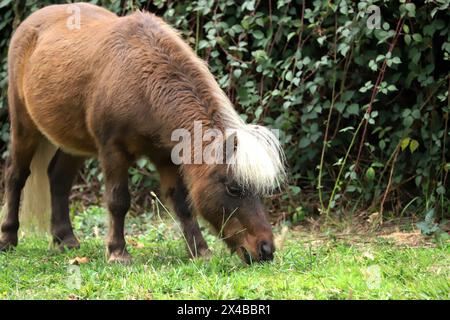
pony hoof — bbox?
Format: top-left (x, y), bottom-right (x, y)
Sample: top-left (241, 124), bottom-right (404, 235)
top-left (54, 236), bottom-right (80, 251)
top-left (191, 247), bottom-right (212, 260)
top-left (0, 241), bottom-right (17, 252)
top-left (0, 235), bottom-right (18, 252)
top-left (107, 250), bottom-right (132, 264)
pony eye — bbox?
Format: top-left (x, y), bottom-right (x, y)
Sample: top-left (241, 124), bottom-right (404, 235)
top-left (226, 185), bottom-right (244, 198)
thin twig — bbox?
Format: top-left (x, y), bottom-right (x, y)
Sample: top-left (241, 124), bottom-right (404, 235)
top-left (355, 11), bottom-right (406, 169)
top-left (318, 12), bottom-right (338, 215)
top-left (380, 144), bottom-right (400, 217)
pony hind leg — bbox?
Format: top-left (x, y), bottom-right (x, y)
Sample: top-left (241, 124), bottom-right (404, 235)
top-left (158, 165), bottom-right (210, 259)
top-left (0, 117), bottom-right (41, 251)
top-left (99, 146), bottom-right (133, 264)
top-left (47, 149), bottom-right (84, 251)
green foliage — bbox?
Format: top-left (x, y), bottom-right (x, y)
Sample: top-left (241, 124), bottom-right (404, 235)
top-left (0, 0), bottom-right (449, 219)
top-left (416, 208), bottom-right (449, 242)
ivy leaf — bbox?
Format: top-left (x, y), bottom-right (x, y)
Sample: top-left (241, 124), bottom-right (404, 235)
top-left (298, 137), bottom-right (310, 148)
top-left (387, 84), bottom-right (397, 91)
top-left (346, 104), bottom-right (359, 115)
top-left (391, 57), bottom-right (401, 64)
top-left (416, 209), bottom-right (439, 236)
top-left (0, 0), bottom-right (12, 9)
top-left (290, 186), bottom-right (301, 195)
top-left (365, 167), bottom-right (375, 182)
top-left (403, 116), bottom-right (414, 127)
top-left (409, 139), bottom-right (419, 153)
top-left (368, 60), bottom-right (378, 71)
top-left (403, 24), bottom-right (410, 34)
top-left (285, 71), bottom-right (294, 82)
top-left (252, 30), bottom-right (264, 40)
top-left (412, 33), bottom-right (423, 42)
top-left (242, 0), bottom-right (255, 11)
top-left (405, 3), bottom-right (416, 17)
top-left (401, 3), bottom-right (416, 18)
top-left (436, 185), bottom-right (445, 195)
top-left (317, 36), bottom-right (327, 46)
top-left (137, 158), bottom-right (147, 168)
top-left (404, 34), bottom-right (411, 45)
top-left (401, 138), bottom-right (411, 151)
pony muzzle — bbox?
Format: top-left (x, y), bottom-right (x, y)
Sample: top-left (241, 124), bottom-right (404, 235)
top-left (236, 239), bottom-right (275, 264)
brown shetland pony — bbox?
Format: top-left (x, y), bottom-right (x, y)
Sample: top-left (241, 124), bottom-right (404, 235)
top-left (0, 3), bottom-right (285, 264)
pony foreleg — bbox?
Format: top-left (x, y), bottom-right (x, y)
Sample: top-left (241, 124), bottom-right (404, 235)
top-left (158, 166), bottom-right (210, 258)
top-left (100, 147), bottom-right (132, 264)
top-left (48, 149), bottom-right (84, 250)
top-left (172, 183), bottom-right (211, 259)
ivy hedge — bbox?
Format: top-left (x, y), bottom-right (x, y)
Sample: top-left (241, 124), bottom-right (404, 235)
top-left (0, 0), bottom-right (449, 222)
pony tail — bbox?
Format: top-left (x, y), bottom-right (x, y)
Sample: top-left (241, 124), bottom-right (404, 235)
top-left (19, 139), bottom-right (56, 233)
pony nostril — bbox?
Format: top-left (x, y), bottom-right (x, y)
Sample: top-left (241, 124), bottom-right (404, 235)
top-left (259, 241), bottom-right (274, 261)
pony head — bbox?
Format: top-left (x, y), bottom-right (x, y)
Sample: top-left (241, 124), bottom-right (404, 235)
top-left (184, 123), bottom-right (286, 263)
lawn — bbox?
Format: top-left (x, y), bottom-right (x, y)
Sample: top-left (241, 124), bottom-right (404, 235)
top-left (0, 206), bottom-right (448, 300)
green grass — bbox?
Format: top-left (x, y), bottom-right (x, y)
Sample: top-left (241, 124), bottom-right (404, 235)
top-left (0, 206), bottom-right (448, 300)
